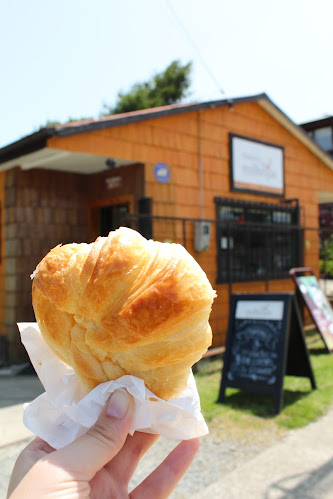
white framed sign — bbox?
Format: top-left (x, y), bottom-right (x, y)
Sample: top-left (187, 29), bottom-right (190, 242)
top-left (235, 300), bottom-right (284, 321)
top-left (230, 134), bottom-right (284, 197)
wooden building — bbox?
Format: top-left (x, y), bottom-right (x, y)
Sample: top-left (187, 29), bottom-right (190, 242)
top-left (1, 93), bottom-right (333, 363)
top-left (301, 116), bottom-right (333, 159)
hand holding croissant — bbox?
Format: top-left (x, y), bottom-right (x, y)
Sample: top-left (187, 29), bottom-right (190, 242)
top-left (31, 227), bottom-right (216, 400)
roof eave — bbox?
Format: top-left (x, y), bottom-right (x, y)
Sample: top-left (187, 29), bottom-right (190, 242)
top-left (258, 97), bottom-right (333, 171)
top-left (0, 94), bottom-right (267, 165)
top-left (1, 92), bottom-right (332, 172)
top-left (54, 93), bottom-right (268, 138)
top-left (301, 116), bottom-right (333, 130)
top-left (0, 128), bottom-right (56, 165)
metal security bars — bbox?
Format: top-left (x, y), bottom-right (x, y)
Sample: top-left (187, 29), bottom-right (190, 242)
top-left (216, 221), bottom-right (303, 283)
top-left (215, 198), bottom-right (303, 284)
top-left (121, 206), bottom-right (304, 285)
top-left (122, 213), bottom-right (192, 248)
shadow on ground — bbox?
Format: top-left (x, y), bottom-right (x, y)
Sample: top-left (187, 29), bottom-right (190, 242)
top-left (220, 388), bottom-right (312, 418)
top-left (0, 374), bottom-right (43, 408)
top-left (265, 457), bottom-right (333, 498)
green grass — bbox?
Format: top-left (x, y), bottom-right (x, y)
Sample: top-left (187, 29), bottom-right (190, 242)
top-left (194, 330), bottom-right (333, 432)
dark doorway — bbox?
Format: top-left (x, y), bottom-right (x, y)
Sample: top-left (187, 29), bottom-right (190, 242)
top-left (99, 204), bottom-right (129, 236)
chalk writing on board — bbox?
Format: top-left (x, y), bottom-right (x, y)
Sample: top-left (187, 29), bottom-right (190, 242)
top-left (227, 320), bottom-right (282, 385)
top-left (220, 293), bottom-right (316, 414)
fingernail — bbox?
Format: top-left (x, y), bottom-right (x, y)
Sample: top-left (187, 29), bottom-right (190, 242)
top-left (106, 390), bottom-right (130, 419)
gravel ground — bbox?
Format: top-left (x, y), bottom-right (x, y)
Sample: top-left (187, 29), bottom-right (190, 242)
top-left (1, 419), bottom-right (285, 499)
top-left (129, 419), bottom-right (286, 498)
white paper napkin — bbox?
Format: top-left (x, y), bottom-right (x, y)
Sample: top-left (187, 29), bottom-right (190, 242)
top-left (18, 323), bottom-right (208, 449)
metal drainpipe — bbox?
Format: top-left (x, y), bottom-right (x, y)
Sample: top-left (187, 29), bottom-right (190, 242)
top-left (198, 111), bottom-right (204, 219)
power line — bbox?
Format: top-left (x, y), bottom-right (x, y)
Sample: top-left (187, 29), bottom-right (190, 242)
top-left (164, 0), bottom-right (227, 97)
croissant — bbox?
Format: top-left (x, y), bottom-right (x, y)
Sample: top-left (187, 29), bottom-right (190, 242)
top-left (31, 227), bottom-right (216, 400)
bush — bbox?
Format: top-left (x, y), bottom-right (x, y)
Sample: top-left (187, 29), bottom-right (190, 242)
top-left (320, 236), bottom-right (333, 278)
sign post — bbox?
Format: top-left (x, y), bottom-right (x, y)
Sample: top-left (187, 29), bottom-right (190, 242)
top-left (219, 293), bottom-right (316, 414)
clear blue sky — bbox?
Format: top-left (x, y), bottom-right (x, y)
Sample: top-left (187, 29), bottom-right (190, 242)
top-left (1, 0), bottom-right (332, 147)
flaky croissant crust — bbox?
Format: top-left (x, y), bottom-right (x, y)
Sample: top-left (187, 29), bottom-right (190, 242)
top-left (32, 227), bottom-right (216, 400)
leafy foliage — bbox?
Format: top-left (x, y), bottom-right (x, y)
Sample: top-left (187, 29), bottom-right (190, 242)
top-left (101, 60), bottom-right (192, 116)
top-left (320, 235), bottom-right (333, 277)
top-left (39, 117), bottom-right (93, 129)
top-left (39, 60), bottom-right (192, 128)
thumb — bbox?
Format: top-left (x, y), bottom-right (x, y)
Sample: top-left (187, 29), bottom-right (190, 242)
top-left (51, 389), bottom-right (134, 480)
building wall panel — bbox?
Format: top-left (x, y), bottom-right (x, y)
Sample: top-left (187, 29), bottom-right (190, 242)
top-left (44, 101), bottom-right (333, 348)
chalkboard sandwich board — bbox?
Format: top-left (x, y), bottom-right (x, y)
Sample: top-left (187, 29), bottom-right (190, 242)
top-left (290, 267), bottom-right (333, 352)
top-left (219, 293), bottom-right (316, 414)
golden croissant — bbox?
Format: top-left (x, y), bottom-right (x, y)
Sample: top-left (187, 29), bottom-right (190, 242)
top-left (31, 227), bottom-right (216, 400)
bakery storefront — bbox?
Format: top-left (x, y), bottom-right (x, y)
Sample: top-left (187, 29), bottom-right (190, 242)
top-left (0, 93), bottom-right (333, 363)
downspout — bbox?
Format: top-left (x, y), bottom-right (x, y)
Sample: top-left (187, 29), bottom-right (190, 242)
top-left (197, 111), bottom-right (204, 219)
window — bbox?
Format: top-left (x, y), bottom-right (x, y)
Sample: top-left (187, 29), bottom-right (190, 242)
top-left (215, 199), bottom-right (303, 283)
top-left (313, 127), bottom-right (333, 153)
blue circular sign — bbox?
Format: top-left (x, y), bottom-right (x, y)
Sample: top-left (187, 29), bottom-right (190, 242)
top-left (154, 162), bottom-right (170, 183)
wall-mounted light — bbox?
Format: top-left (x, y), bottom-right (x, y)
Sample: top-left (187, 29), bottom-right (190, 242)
top-left (105, 158), bottom-right (116, 169)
